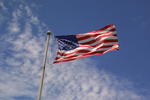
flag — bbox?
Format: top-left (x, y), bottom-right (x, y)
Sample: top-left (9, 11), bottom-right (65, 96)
top-left (54, 24), bottom-right (119, 63)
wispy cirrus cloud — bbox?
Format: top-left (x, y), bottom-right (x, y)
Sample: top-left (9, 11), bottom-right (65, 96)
top-left (0, 1), bottom-right (7, 26)
top-left (43, 61), bottom-right (146, 100)
top-left (0, 1), bottom-right (7, 10)
top-left (0, 0), bottom-right (148, 100)
top-left (8, 9), bottom-right (21, 33)
top-left (0, 1), bottom-right (46, 100)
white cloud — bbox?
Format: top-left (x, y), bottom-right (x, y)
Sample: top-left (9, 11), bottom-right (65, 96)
top-left (0, 1), bottom-right (7, 10)
top-left (0, 1), bottom-right (7, 26)
top-left (0, 1), bottom-right (148, 100)
top-left (42, 61), bottom-right (145, 100)
top-left (8, 9), bottom-right (21, 33)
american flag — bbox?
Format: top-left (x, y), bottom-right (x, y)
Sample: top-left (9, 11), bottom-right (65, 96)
top-left (54, 24), bottom-right (119, 63)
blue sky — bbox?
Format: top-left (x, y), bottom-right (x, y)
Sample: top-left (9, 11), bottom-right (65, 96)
top-left (0, 0), bottom-right (150, 100)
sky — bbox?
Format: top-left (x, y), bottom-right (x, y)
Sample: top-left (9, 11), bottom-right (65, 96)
top-left (0, 0), bottom-right (150, 100)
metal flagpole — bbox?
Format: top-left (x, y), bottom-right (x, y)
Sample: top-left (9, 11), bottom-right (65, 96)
top-left (37, 31), bottom-right (51, 100)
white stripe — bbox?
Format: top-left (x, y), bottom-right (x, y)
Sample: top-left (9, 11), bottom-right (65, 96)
top-left (89, 37), bottom-right (117, 46)
top-left (92, 41), bottom-right (117, 51)
top-left (57, 42), bottom-right (118, 57)
top-left (56, 45), bottom-right (118, 61)
top-left (78, 33), bottom-right (117, 44)
top-left (79, 36), bottom-right (118, 47)
top-left (77, 25), bottom-right (115, 38)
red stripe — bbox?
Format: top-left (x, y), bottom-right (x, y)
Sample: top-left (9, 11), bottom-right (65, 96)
top-left (93, 39), bottom-right (118, 47)
top-left (77, 34), bottom-right (117, 47)
top-left (80, 38), bottom-right (118, 45)
top-left (89, 24), bottom-right (115, 33)
top-left (83, 46), bottom-right (119, 56)
top-left (83, 51), bottom-right (105, 56)
top-left (79, 43), bottom-right (117, 48)
top-left (96, 45), bottom-right (116, 50)
top-left (77, 34), bottom-right (100, 40)
top-left (91, 27), bottom-right (116, 34)
top-left (55, 55), bottom-right (78, 60)
top-left (99, 24), bottom-right (115, 31)
top-left (54, 57), bottom-right (77, 63)
top-left (99, 34), bottom-right (117, 38)
top-left (56, 51), bottom-right (65, 56)
top-left (54, 45), bottom-right (119, 63)
top-left (77, 28), bottom-right (116, 41)
top-left (57, 44), bottom-right (117, 57)
top-left (57, 49), bottom-right (91, 56)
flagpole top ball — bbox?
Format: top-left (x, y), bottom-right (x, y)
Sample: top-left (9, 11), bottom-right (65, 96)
top-left (47, 31), bottom-right (52, 35)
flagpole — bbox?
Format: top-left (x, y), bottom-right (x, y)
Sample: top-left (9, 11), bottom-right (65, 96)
top-left (37, 31), bottom-right (51, 100)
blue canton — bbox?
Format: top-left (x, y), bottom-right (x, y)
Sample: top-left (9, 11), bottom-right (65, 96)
top-left (56, 35), bottom-right (79, 51)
